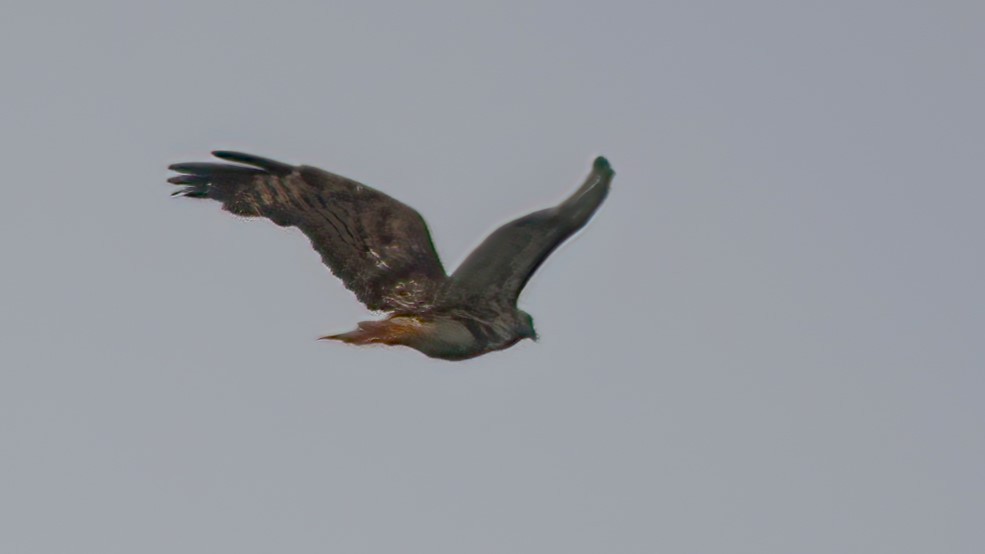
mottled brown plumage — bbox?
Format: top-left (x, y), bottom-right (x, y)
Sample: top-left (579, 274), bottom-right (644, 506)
top-left (168, 152), bottom-right (613, 360)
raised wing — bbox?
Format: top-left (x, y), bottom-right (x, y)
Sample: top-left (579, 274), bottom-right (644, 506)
top-left (441, 157), bottom-right (614, 307)
top-left (168, 151), bottom-right (446, 312)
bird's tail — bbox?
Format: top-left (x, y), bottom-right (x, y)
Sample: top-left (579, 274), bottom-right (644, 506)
top-left (318, 318), bottom-right (424, 345)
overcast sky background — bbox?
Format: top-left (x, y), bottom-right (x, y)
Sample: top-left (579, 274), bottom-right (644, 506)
top-left (1, 1), bottom-right (983, 552)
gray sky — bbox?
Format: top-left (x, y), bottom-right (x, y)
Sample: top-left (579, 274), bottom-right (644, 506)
top-left (1, 1), bottom-right (983, 552)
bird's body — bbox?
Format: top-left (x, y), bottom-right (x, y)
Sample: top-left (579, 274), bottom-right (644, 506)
top-left (325, 308), bottom-right (531, 361)
top-left (169, 152), bottom-right (613, 360)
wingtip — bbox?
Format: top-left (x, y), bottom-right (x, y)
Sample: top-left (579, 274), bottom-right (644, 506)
top-left (211, 150), bottom-right (257, 164)
top-left (211, 150), bottom-right (294, 175)
top-left (167, 174), bottom-right (206, 185)
top-left (593, 156), bottom-right (614, 174)
top-left (170, 187), bottom-right (208, 198)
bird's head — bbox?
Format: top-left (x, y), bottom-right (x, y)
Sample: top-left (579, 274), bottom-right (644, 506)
top-left (518, 310), bottom-right (538, 342)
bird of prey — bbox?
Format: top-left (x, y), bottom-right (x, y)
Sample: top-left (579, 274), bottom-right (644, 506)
top-left (168, 152), bottom-right (614, 360)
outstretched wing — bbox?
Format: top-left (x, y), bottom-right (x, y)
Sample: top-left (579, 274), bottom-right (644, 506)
top-left (440, 157), bottom-right (614, 307)
top-left (168, 151), bottom-right (446, 312)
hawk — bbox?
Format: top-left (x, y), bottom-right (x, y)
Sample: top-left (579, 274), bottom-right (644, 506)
top-left (168, 152), bottom-right (614, 360)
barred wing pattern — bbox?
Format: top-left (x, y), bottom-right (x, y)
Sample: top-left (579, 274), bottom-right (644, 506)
top-left (169, 151), bottom-right (446, 312)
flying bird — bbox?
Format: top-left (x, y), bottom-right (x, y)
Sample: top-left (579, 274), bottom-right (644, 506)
top-left (168, 152), bottom-right (613, 360)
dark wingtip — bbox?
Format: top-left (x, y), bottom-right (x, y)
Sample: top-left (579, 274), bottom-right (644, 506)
top-left (211, 150), bottom-right (248, 161)
top-left (167, 174), bottom-right (208, 185)
top-left (168, 172), bottom-right (210, 197)
top-left (593, 156), bottom-right (613, 174)
top-left (211, 150), bottom-right (293, 175)
top-left (170, 187), bottom-right (208, 198)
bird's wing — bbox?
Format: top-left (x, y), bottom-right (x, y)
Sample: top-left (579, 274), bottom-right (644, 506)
top-left (169, 151), bottom-right (446, 312)
top-left (440, 157), bottom-right (614, 307)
